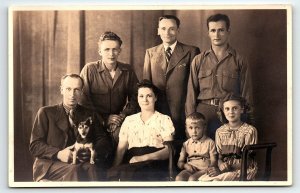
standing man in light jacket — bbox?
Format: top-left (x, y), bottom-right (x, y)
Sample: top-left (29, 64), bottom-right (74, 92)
top-left (143, 15), bottom-right (200, 140)
top-left (80, 31), bottom-right (139, 145)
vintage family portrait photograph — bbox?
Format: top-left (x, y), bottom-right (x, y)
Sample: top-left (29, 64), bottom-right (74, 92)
top-left (8, 5), bottom-right (292, 187)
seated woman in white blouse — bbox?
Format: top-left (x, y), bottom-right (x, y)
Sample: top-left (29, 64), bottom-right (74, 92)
top-left (107, 79), bottom-right (175, 181)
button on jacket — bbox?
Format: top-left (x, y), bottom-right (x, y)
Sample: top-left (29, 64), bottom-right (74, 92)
top-left (80, 60), bottom-right (139, 120)
top-left (185, 45), bottom-right (253, 116)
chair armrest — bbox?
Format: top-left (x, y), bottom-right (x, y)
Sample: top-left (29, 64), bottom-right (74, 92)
top-left (163, 141), bottom-right (175, 181)
top-left (240, 142), bottom-right (277, 181)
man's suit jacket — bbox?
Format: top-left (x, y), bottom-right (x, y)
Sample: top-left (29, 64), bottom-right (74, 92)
top-left (29, 103), bottom-right (112, 181)
top-left (143, 42), bottom-right (200, 130)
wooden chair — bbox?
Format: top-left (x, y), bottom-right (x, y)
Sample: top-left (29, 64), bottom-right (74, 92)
top-left (164, 139), bottom-right (186, 181)
top-left (240, 142), bottom-right (277, 181)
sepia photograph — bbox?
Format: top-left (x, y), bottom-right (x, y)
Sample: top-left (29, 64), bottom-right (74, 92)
top-left (8, 5), bottom-right (292, 187)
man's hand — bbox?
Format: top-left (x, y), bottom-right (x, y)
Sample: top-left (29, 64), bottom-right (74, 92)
top-left (57, 148), bottom-right (73, 163)
top-left (107, 114), bottom-right (125, 127)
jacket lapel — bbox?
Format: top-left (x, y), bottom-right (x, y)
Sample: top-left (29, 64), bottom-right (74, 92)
top-left (166, 42), bottom-right (188, 74)
top-left (153, 44), bottom-right (168, 73)
top-left (55, 103), bottom-right (70, 134)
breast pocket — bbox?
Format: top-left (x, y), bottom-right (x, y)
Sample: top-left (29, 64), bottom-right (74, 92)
top-left (198, 70), bottom-right (213, 92)
top-left (221, 71), bottom-right (239, 92)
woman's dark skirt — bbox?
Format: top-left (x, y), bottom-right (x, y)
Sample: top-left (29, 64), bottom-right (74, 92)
top-left (107, 146), bottom-right (169, 181)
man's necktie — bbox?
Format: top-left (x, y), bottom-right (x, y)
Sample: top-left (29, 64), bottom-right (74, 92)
top-left (165, 47), bottom-right (172, 63)
top-left (68, 109), bottom-right (76, 128)
top-left (67, 108), bottom-right (76, 145)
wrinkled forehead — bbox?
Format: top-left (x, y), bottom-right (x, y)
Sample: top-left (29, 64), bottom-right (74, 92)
top-left (208, 20), bottom-right (227, 29)
top-left (158, 18), bottom-right (178, 28)
top-left (61, 76), bottom-right (83, 88)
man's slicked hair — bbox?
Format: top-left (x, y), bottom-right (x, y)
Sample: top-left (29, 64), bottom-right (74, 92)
top-left (158, 15), bottom-right (181, 28)
top-left (98, 31), bottom-right (123, 47)
top-left (61, 74), bottom-right (84, 89)
top-left (207, 13), bottom-right (230, 30)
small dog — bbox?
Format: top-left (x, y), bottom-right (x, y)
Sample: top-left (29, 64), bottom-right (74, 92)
top-left (69, 117), bottom-right (95, 165)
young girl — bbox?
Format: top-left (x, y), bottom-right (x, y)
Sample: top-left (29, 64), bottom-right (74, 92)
top-left (175, 112), bottom-right (218, 181)
top-left (199, 93), bottom-right (258, 181)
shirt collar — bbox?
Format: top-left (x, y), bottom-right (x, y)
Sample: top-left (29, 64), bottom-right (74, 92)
top-left (62, 103), bottom-right (78, 115)
top-left (163, 41), bottom-right (177, 54)
top-left (204, 44), bottom-right (236, 57)
top-left (97, 60), bottom-right (128, 73)
top-left (190, 135), bottom-right (207, 143)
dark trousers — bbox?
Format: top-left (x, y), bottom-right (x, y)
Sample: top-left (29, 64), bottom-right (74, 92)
top-left (44, 161), bottom-right (102, 181)
top-left (196, 103), bottom-right (222, 140)
top-left (156, 92), bottom-right (186, 140)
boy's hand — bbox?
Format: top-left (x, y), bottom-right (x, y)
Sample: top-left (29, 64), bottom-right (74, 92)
top-left (184, 163), bottom-right (198, 173)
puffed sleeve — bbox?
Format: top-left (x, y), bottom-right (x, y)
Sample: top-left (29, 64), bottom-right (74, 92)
top-left (244, 124), bottom-right (258, 147)
top-left (118, 116), bottom-right (130, 143)
top-left (209, 139), bottom-right (218, 158)
top-left (160, 114), bottom-right (175, 141)
top-left (215, 128), bottom-right (222, 155)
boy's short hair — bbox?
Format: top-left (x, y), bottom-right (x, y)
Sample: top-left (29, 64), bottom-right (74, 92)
top-left (98, 31), bottom-right (123, 47)
top-left (186, 112), bottom-right (206, 126)
top-left (207, 13), bottom-right (230, 30)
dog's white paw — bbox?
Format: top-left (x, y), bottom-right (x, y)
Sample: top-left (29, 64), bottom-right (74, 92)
top-left (90, 161), bottom-right (95, 164)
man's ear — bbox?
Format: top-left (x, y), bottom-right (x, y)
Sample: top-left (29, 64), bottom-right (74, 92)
top-left (60, 86), bottom-right (63, 95)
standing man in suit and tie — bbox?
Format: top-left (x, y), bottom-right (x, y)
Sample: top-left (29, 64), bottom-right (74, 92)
top-left (143, 15), bottom-right (200, 139)
top-left (29, 74), bottom-right (113, 181)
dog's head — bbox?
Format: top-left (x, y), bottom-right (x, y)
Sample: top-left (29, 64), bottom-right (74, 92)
top-left (77, 117), bottom-right (93, 139)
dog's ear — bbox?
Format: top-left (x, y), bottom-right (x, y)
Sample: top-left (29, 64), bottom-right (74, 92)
top-left (86, 116), bottom-right (93, 125)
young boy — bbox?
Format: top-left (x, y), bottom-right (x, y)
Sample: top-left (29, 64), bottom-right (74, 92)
top-left (175, 112), bottom-right (218, 181)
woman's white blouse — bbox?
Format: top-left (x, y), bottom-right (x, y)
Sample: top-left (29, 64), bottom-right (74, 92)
top-left (119, 111), bottom-right (175, 149)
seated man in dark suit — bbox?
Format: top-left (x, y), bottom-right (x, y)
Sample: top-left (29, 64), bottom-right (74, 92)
top-left (29, 74), bottom-right (113, 181)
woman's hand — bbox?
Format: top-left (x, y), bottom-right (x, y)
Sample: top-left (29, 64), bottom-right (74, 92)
top-left (219, 162), bottom-right (230, 172)
top-left (129, 155), bottom-right (146, 163)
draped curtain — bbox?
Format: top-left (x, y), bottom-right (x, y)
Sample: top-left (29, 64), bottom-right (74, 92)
top-left (12, 9), bottom-right (287, 181)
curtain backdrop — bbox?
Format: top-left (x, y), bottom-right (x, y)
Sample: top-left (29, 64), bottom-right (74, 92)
top-left (13, 9), bottom-right (287, 181)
